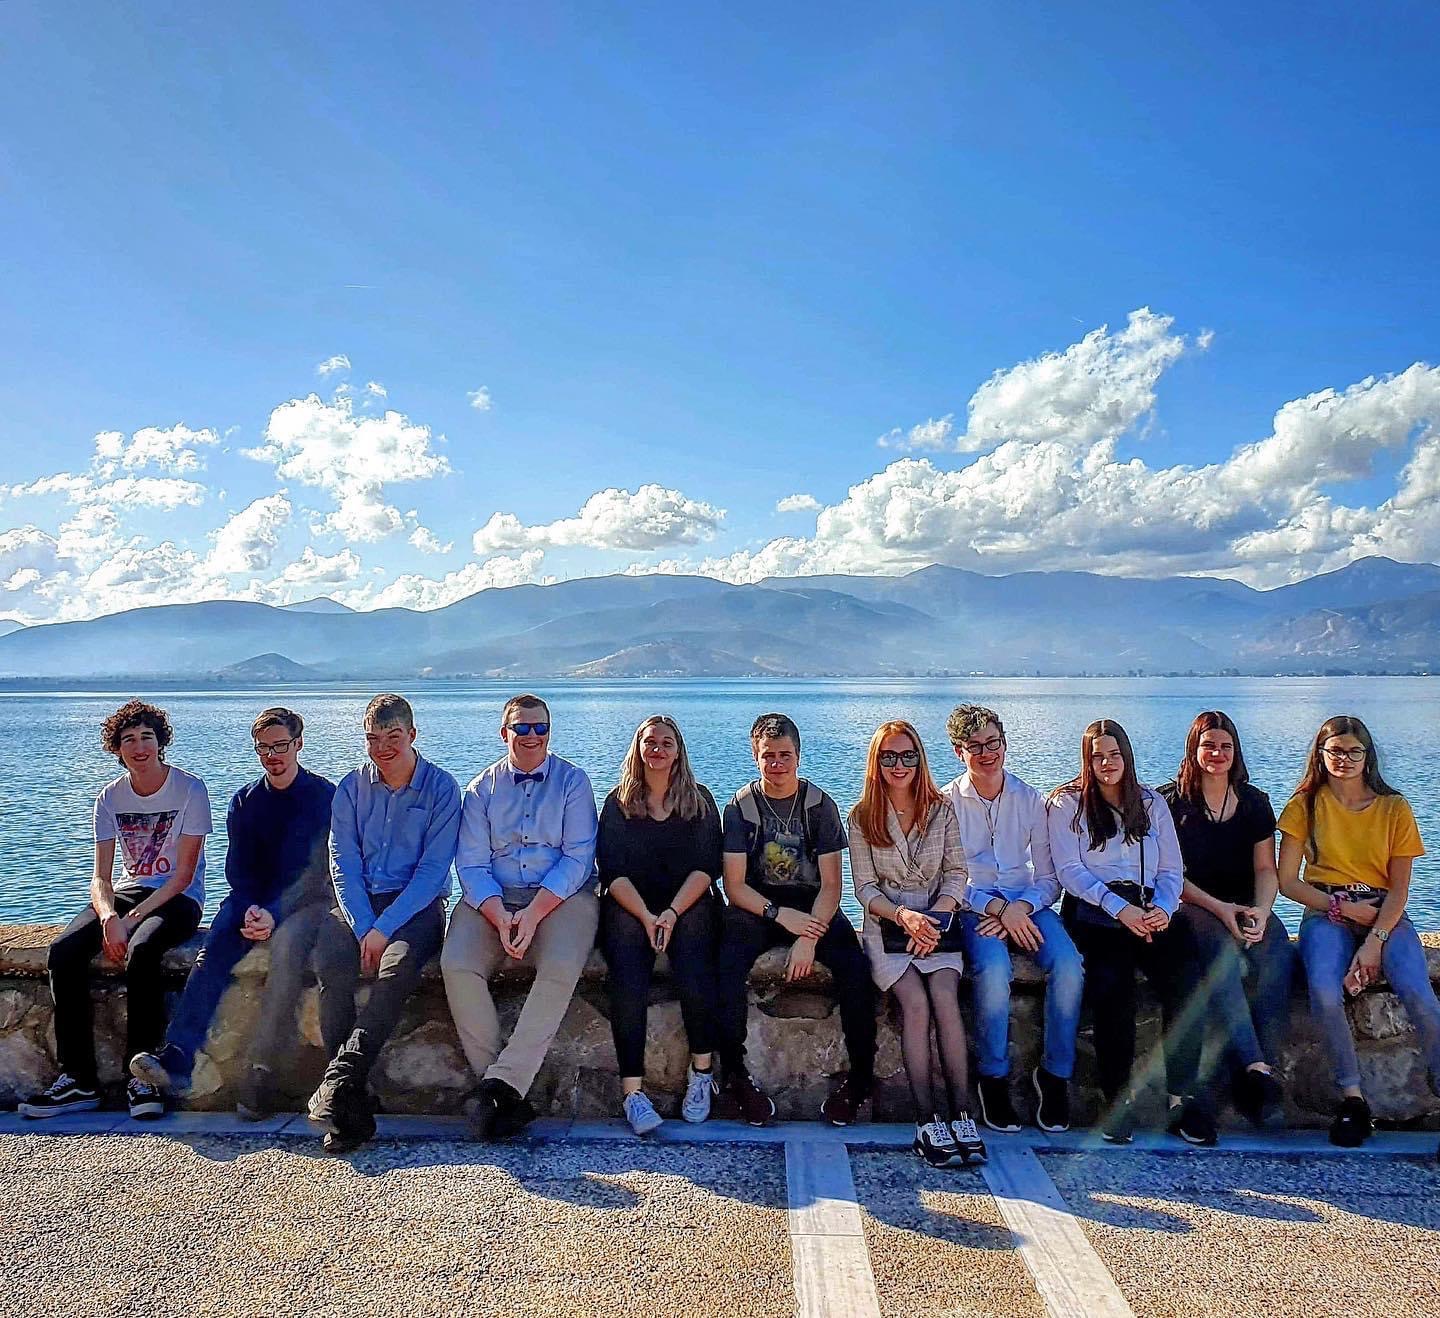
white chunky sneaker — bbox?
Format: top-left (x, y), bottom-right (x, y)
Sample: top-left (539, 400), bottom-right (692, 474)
top-left (913, 1116), bottom-right (961, 1167)
top-left (949, 1110), bottom-right (989, 1165)
top-left (682, 1066), bottom-right (716, 1124)
top-left (623, 1090), bottom-right (664, 1136)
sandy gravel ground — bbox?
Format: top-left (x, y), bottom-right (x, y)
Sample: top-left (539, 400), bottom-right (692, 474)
top-left (1040, 1148), bottom-right (1440, 1318)
top-left (1, 1132), bottom-right (794, 1317)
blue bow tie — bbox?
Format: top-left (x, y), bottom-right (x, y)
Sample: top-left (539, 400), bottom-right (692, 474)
top-left (513, 771), bottom-right (544, 785)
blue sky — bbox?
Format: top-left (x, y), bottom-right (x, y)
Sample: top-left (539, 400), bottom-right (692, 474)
top-left (2, 1), bottom-right (1438, 620)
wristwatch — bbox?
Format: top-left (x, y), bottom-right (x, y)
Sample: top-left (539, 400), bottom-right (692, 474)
top-left (1372, 926), bottom-right (1390, 943)
top-left (762, 901), bottom-right (780, 922)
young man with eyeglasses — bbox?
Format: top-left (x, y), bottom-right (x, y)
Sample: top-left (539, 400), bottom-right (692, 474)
top-left (309, 694), bottom-right (461, 1153)
top-left (127, 708), bottom-right (335, 1117)
top-left (943, 704), bottom-right (1084, 1134)
top-left (442, 693), bottom-right (599, 1139)
top-left (714, 713), bottom-right (877, 1126)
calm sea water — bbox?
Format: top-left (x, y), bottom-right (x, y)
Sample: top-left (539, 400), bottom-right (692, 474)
top-left (4, 677), bottom-right (1438, 931)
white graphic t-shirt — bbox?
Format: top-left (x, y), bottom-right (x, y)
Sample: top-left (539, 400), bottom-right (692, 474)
top-left (93, 765), bottom-right (212, 905)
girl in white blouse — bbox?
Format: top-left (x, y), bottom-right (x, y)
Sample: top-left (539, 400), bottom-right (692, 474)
top-left (1047, 719), bottom-right (1189, 1144)
top-left (849, 719), bottom-right (985, 1166)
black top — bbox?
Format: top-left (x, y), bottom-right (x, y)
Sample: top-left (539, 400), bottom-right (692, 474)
top-left (224, 766), bottom-right (337, 918)
top-left (721, 781), bottom-right (847, 893)
top-left (596, 785), bottom-right (723, 909)
top-left (1157, 780), bottom-right (1277, 906)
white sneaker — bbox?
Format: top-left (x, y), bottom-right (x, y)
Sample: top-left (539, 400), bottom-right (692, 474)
top-left (623, 1090), bottom-right (664, 1136)
top-left (913, 1117), bottom-right (960, 1167)
top-left (949, 1111), bottom-right (989, 1165)
top-left (682, 1066), bottom-right (716, 1124)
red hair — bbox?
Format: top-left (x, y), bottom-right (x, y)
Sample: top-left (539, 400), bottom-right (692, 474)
top-left (852, 720), bottom-right (944, 848)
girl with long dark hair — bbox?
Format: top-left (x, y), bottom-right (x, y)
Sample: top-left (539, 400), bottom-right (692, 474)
top-left (1277, 715), bottom-right (1439, 1147)
top-left (850, 720), bottom-right (984, 1166)
top-left (596, 715), bottom-right (722, 1136)
top-left (1160, 712), bottom-right (1293, 1139)
top-left (1047, 719), bottom-right (1187, 1143)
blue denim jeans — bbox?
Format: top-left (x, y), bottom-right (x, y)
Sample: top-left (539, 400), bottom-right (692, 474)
top-left (960, 906), bottom-right (1085, 1080)
top-left (164, 891), bottom-right (330, 1078)
top-left (1299, 911), bottom-right (1440, 1092)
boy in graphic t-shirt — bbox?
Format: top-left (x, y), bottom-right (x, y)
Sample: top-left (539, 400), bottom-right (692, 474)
top-left (714, 712), bottom-right (877, 1127)
top-left (21, 700), bottom-right (212, 1121)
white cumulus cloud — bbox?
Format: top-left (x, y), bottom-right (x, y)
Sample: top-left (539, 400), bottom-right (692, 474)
top-left (775, 493), bottom-right (822, 514)
top-left (316, 354), bottom-right (352, 376)
top-left (409, 526), bottom-right (452, 555)
top-left (93, 424), bottom-right (220, 476)
top-left (206, 494), bottom-right (293, 574)
top-left (467, 386), bottom-right (493, 411)
top-left (350, 550), bottom-right (548, 611)
top-left (472, 484), bottom-right (725, 554)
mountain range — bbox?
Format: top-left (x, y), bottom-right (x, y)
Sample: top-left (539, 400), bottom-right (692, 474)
top-left (0, 556), bottom-right (1437, 680)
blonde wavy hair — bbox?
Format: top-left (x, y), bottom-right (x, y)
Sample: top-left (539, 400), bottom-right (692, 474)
top-left (616, 715), bottom-right (709, 820)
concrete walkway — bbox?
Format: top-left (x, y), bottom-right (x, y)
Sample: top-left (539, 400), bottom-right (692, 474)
top-left (2, 1113), bottom-right (1438, 1317)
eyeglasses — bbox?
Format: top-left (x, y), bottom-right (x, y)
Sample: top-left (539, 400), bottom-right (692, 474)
top-left (878, 750), bottom-right (921, 768)
top-left (962, 737), bottom-right (1005, 756)
top-left (254, 738), bottom-right (297, 756)
top-left (1090, 752), bottom-right (1125, 766)
top-left (1322, 745), bottom-right (1366, 763)
top-left (507, 722), bottom-right (550, 737)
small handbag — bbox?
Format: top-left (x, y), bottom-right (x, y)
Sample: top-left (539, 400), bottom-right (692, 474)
top-left (881, 910), bottom-right (966, 954)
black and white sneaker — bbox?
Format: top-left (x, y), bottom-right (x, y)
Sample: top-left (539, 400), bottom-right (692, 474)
top-left (977, 1075), bottom-right (1022, 1133)
top-left (1032, 1066), bottom-right (1072, 1133)
top-left (948, 1110), bottom-right (989, 1165)
top-left (126, 1077), bottom-right (165, 1120)
top-left (913, 1116), bottom-right (961, 1167)
top-left (19, 1073), bottom-right (101, 1119)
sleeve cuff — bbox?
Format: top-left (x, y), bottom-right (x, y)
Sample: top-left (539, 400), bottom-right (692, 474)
top-left (1100, 891), bottom-right (1129, 920)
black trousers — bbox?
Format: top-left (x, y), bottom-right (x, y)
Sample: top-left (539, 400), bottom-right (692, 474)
top-left (48, 888), bottom-right (203, 1086)
top-left (312, 891), bottom-right (446, 1071)
top-left (1068, 916), bottom-right (1197, 1104)
top-left (600, 894), bottom-right (720, 1077)
top-left (716, 897), bottom-right (876, 1088)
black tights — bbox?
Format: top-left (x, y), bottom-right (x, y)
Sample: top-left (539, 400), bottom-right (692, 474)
top-left (891, 966), bottom-right (969, 1120)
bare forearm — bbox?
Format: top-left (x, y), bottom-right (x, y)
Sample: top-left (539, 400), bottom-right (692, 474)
top-left (607, 877), bottom-right (652, 921)
top-left (668, 870), bottom-right (713, 917)
top-left (809, 879), bottom-right (841, 925)
top-left (1181, 879), bottom-right (1226, 917)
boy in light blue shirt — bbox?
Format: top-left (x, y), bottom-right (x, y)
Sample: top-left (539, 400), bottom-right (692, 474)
top-left (309, 693), bottom-right (460, 1154)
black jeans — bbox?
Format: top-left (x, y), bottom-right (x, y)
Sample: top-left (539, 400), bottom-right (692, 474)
top-left (716, 894), bottom-right (876, 1089)
top-left (1068, 916), bottom-right (1197, 1103)
top-left (47, 888), bottom-right (203, 1087)
top-left (312, 891), bottom-right (446, 1072)
top-left (600, 894), bottom-right (720, 1078)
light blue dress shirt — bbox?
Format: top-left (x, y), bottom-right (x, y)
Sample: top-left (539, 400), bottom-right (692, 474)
top-left (329, 752), bottom-right (461, 939)
top-left (942, 770), bottom-right (1060, 914)
top-left (1047, 786), bottom-right (1183, 918)
top-left (456, 753), bottom-right (599, 908)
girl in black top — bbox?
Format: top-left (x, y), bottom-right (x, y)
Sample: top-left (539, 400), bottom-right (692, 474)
top-left (1159, 711), bottom-right (1294, 1138)
top-left (597, 715), bottom-right (723, 1136)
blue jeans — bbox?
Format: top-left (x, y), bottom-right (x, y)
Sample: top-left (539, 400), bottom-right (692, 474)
top-left (164, 892), bottom-right (330, 1078)
top-left (960, 906), bottom-right (1085, 1080)
top-left (1299, 911), bottom-right (1440, 1092)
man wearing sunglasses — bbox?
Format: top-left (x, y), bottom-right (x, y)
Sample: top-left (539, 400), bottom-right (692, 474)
top-left (130, 707), bottom-right (336, 1118)
top-left (943, 704), bottom-right (1084, 1136)
top-left (443, 693), bottom-right (600, 1139)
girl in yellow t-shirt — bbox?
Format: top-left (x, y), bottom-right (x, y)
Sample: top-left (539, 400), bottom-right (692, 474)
top-left (1277, 715), bottom-right (1438, 1148)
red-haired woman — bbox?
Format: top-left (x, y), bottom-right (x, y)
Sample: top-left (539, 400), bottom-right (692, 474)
top-left (1159, 711), bottom-right (1292, 1137)
top-left (849, 719), bottom-right (984, 1166)
top-left (1278, 715), bottom-right (1440, 1147)
top-left (1048, 719), bottom-right (1187, 1144)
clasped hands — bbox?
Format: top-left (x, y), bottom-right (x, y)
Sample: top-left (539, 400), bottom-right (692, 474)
top-left (975, 899), bottom-right (1044, 952)
top-left (1116, 903), bottom-right (1170, 942)
top-left (482, 899), bottom-right (547, 961)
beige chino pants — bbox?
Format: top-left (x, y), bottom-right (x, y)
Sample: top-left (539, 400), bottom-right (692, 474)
top-left (441, 887), bottom-right (599, 1097)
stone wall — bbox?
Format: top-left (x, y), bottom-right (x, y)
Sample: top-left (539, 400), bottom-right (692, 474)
top-left (1, 922), bottom-right (1437, 1127)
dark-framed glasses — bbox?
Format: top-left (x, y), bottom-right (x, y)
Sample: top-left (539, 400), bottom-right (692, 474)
top-left (254, 738), bottom-right (297, 756)
top-left (963, 737), bottom-right (1005, 757)
top-left (508, 721), bottom-right (550, 737)
top-left (878, 750), bottom-right (921, 768)
top-left (1322, 745), bottom-right (1366, 763)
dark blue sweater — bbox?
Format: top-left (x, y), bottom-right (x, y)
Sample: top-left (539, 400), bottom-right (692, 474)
top-left (224, 765), bottom-right (337, 918)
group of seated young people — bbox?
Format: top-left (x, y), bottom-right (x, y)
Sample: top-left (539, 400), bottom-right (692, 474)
top-left (18, 694), bottom-right (1438, 1168)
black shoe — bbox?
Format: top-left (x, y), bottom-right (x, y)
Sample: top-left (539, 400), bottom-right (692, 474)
top-left (1032, 1066), bottom-right (1071, 1133)
top-left (948, 1111), bottom-right (989, 1165)
top-left (720, 1070), bottom-right (777, 1128)
top-left (1234, 1067), bottom-right (1284, 1128)
top-left (1329, 1096), bottom-right (1373, 1148)
top-left (1100, 1099), bottom-right (1135, 1144)
top-left (236, 1066), bottom-right (279, 1122)
top-left (323, 1081), bottom-right (376, 1155)
top-left (913, 1117), bottom-right (961, 1167)
top-left (309, 1034), bottom-right (370, 1133)
top-left (481, 1078), bottom-right (536, 1139)
top-left (820, 1076), bottom-right (872, 1127)
top-left (128, 1044), bottom-right (191, 1095)
top-left (977, 1075), bottom-right (1021, 1133)
top-left (19, 1073), bottom-right (101, 1119)
top-left (1168, 1096), bottom-right (1218, 1146)
top-left (126, 1077), bottom-right (166, 1121)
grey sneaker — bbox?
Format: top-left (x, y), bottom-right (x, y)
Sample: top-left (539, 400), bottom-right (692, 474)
top-left (623, 1090), bottom-right (664, 1136)
top-left (913, 1117), bottom-right (961, 1167)
top-left (682, 1066), bottom-right (716, 1124)
top-left (949, 1111), bottom-right (988, 1165)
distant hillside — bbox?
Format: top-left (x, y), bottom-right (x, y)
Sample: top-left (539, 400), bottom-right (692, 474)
top-left (281, 597), bottom-right (356, 615)
top-left (0, 619), bottom-right (24, 638)
top-left (215, 652), bottom-right (326, 682)
top-left (0, 556), bottom-right (1436, 679)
